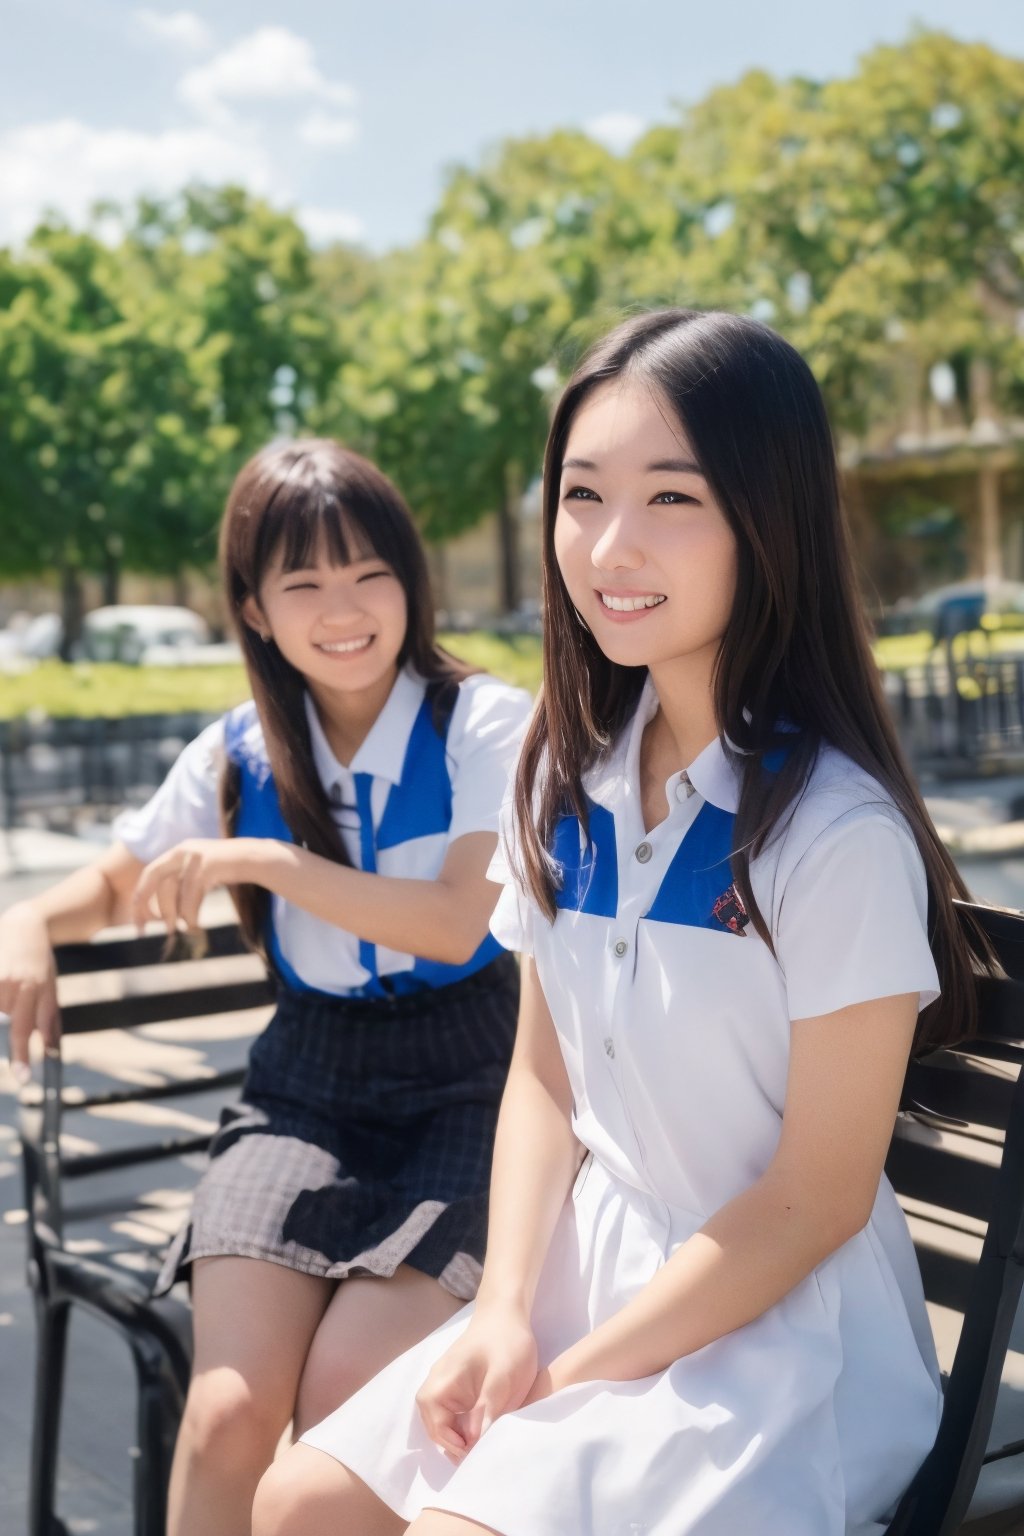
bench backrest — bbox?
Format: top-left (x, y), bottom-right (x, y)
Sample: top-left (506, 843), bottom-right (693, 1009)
top-left (19, 922), bottom-right (273, 1253)
top-left (885, 901), bottom-right (1024, 1535)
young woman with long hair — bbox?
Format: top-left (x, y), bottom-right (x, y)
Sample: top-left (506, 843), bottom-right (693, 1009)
top-left (253, 313), bottom-right (989, 1536)
top-left (0, 439), bottom-right (531, 1536)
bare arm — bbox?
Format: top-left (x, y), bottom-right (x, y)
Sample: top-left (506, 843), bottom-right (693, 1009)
top-left (531, 992), bottom-right (918, 1395)
top-left (131, 832), bottom-right (504, 966)
top-left (0, 843), bottom-right (145, 1068)
top-left (474, 954), bottom-right (581, 1310)
top-left (415, 956), bottom-right (582, 1457)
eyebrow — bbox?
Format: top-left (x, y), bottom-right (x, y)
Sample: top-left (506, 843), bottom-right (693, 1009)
top-left (561, 456), bottom-right (705, 476)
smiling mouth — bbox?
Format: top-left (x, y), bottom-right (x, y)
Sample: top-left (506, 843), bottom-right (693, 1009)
top-left (316, 636), bottom-right (374, 654)
top-left (599, 592), bottom-right (666, 613)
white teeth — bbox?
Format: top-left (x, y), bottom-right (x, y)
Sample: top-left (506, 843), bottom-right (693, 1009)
top-left (600, 593), bottom-right (666, 613)
top-left (318, 637), bottom-right (373, 654)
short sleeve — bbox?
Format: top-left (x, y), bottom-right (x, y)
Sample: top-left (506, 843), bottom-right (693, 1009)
top-left (112, 718), bottom-right (225, 864)
top-left (485, 800), bottom-right (535, 956)
top-left (776, 809), bottom-right (940, 1020)
top-left (446, 677), bottom-right (533, 843)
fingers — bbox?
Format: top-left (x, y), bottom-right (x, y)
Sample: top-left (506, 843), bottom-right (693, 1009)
top-left (156, 869), bottom-right (183, 937)
top-left (8, 981), bottom-right (37, 1074)
top-left (131, 864), bottom-right (158, 931)
top-left (133, 845), bottom-right (216, 936)
top-left (415, 1383), bottom-right (472, 1460)
top-left (132, 854), bottom-right (183, 935)
top-left (178, 850), bottom-right (206, 932)
top-left (417, 1367), bottom-right (518, 1462)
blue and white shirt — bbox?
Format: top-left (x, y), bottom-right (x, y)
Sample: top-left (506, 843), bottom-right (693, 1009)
top-left (114, 666), bottom-right (532, 997)
top-left (488, 673), bottom-right (940, 1217)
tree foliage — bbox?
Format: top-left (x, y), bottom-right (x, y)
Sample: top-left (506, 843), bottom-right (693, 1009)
top-left (0, 30), bottom-right (1021, 615)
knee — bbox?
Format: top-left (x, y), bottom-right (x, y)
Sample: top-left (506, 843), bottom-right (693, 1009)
top-left (252, 1451), bottom-right (334, 1536)
top-left (179, 1370), bottom-right (285, 1473)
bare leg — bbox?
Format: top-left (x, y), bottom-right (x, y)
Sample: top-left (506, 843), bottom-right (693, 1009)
top-left (166, 1257), bottom-right (332, 1536)
top-left (252, 1444), bottom-right (406, 1536)
top-left (292, 1262), bottom-right (465, 1435)
top-left (256, 1264), bottom-right (464, 1533)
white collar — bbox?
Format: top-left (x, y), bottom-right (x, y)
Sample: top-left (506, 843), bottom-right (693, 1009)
top-left (586, 673), bottom-right (742, 815)
top-left (303, 666), bottom-right (427, 790)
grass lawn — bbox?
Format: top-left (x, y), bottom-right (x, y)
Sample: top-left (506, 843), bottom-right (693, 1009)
top-left (0, 632), bottom-right (544, 720)
top-left (6, 624), bottom-right (1024, 720)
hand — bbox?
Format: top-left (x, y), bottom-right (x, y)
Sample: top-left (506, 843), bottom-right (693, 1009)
top-left (0, 905), bottom-right (59, 1081)
top-left (131, 838), bottom-right (247, 935)
top-left (415, 1303), bottom-right (538, 1461)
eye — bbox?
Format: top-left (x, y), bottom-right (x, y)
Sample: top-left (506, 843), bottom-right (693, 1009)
top-left (563, 485), bottom-right (601, 502)
top-left (357, 568), bottom-right (392, 583)
top-left (282, 581), bottom-right (318, 591)
top-left (652, 490), bottom-right (700, 506)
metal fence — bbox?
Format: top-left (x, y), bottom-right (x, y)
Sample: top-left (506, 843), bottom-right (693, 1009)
top-left (4, 656), bottom-right (1024, 832)
top-left (0, 713), bottom-right (221, 831)
top-left (884, 652), bottom-right (1024, 773)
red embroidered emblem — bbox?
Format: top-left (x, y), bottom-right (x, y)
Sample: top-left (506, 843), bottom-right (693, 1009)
top-left (712, 883), bottom-right (749, 935)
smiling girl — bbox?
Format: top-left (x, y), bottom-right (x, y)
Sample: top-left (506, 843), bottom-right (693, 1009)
top-left (252, 315), bottom-right (989, 1536)
top-left (0, 440), bottom-right (530, 1536)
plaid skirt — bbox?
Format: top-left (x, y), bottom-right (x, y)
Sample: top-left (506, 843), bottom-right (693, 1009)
top-left (153, 954), bottom-right (519, 1302)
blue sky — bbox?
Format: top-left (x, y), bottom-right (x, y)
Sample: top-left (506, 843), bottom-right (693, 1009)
top-left (2, 0), bottom-right (1022, 252)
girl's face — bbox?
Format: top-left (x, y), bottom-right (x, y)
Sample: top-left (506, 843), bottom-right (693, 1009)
top-left (243, 539), bottom-right (408, 705)
top-left (554, 378), bottom-right (737, 678)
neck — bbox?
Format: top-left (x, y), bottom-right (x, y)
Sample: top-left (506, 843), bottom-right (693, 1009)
top-left (306, 665), bottom-right (400, 766)
top-left (647, 650), bottom-right (720, 768)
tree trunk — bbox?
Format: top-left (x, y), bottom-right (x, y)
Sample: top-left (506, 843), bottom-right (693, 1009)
top-left (59, 562), bottom-right (84, 662)
top-left (427, 541), bottom-right (450, 621)
top-left (173, 569), bottom-right (189, 608)
top-left (496, 463), bottom-right (522, 616)
top-left (102, 551), bottom-right (120, 607)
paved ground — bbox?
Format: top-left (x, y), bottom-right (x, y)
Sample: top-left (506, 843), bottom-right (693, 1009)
top-left (4, 787), bottom-right (1024, 1534)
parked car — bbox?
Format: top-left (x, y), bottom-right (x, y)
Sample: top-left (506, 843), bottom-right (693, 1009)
top-left (80, 605), bottom-right (212, 664)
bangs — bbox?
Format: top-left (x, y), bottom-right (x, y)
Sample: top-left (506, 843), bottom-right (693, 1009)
top-left (254, 478), bottom-right (384, 579)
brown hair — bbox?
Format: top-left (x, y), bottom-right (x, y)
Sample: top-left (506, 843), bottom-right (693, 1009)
top-left (218, 437), bottom-right (469, 952)
top-left (513, 309), bottom-right (990, 1050)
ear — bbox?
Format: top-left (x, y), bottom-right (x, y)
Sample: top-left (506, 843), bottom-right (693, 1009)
top-left (240, 595), bottom-right (271, 642)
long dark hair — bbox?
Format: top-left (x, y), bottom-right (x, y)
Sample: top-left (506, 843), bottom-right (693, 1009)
top-left (514, 308), bottom-right (988, 1049)
top-left (219, 437), bottom-right (469, 952)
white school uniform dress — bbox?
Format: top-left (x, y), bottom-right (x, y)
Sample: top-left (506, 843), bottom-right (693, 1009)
top-left (301, 675), bottom-right (944, 1536)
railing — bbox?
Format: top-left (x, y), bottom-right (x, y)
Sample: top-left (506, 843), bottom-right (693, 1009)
top-left (884, 649), bottom-right (1024, 771)
top-left (4, 655), bottom-right (1024, 834)
top-left (0, 713), bottom-right (221, 830)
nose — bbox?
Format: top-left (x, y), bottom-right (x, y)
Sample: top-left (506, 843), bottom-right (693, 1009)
top-left (319, 582), bottom-right (366, 629)
top-left (590, 508), bottom-right (644, 573)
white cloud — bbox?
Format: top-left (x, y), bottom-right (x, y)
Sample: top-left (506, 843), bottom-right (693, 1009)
top-left (0, 118), bottom-right (275, 245)
top-left (584, 111), bottom-right (647, 155)
top-left (135, 9), bottom-right (214, 52)
top-left (298, 110), bottom-right (359, 150)
top-left (179, 27), bottom-right (356, 126)
top-left (296, 205), bottom-right (365, 247)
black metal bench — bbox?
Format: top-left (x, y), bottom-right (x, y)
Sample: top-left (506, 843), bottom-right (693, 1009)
top-left (18, 901), bottom-right (1024, 1535)
top-left (18, 921), bottom-right (273, 1536)
top-left (886, 901), bottom-right (1024, 1534)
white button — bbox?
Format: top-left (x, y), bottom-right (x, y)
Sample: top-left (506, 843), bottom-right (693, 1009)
top-left (635, 841), bottom-right (652, 863)
top-left (675, 773), bottom-right (696, 802)
top-left (613, 939), bottom-right (628, 957)
top-left (604, 1037), bottom-right (615, 1059)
